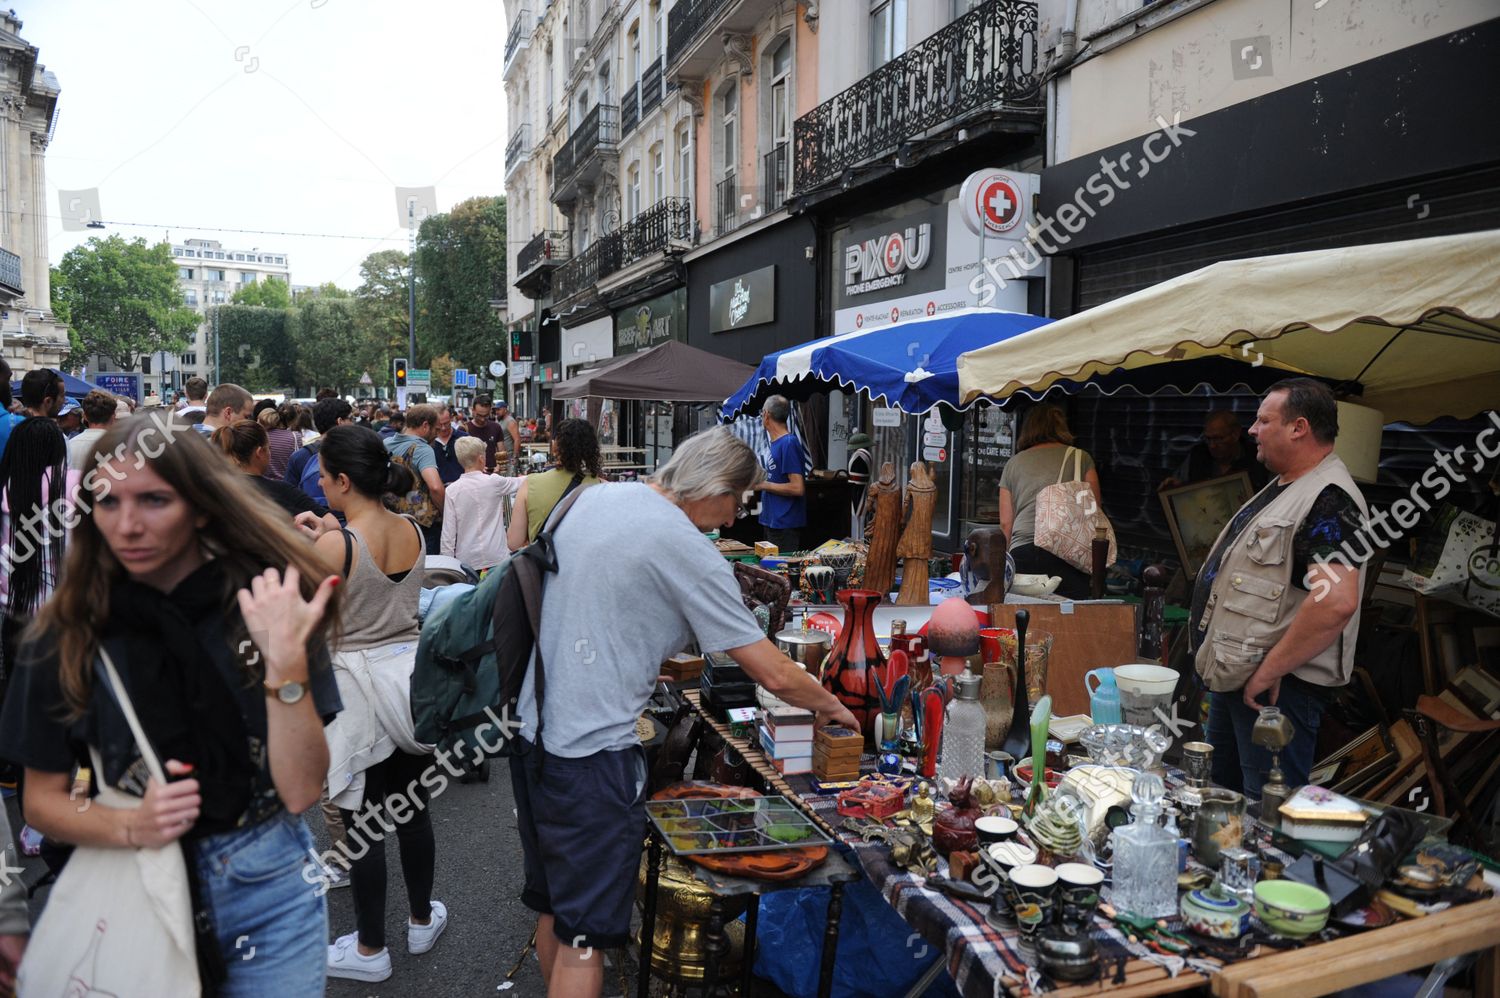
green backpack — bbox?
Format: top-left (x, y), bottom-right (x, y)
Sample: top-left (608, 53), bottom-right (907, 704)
top-left (409, 479), bottom-right (594, 761)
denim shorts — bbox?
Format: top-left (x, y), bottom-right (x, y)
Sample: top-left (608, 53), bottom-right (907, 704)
top-left (510, 741), bottom-right (648, 950)
top-left (191, 811), bottom-right (326, 998)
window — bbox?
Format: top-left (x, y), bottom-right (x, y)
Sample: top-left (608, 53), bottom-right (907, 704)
top-left (215, 252), bottom-right (225, 259)
top-left (676, 121), bottom-right (692, 201)
top-left (183, 290), bottom-right (198, 306)
top-left (770, 37), bottom-right (792, 148)
top-left (180, 352), bottom-right (198, 366)
top-left (953, 0), bottom-right (984, 15)
top-left (212, 290), bottom-right (228, 304)
top-left (178, 267), bottom-right (194, 280)
top-left (598, 62), bottom-right (611, 108)
top-left (629, 22), bottom-right (640, 83)
top-left (239, 272), bottom-right (255, 284)
top-left (651, 144), bottom-right (665, 204)
top-left (651, 0), bottom-right (663, 61)
top-left (869, 0), bottom-right (906, 70)
top-left (235, 253), bottom-right (245, 261)
top-left (719, 83), bottom-right (737, 178)
top-left (208, 269), bottom-right (226, 281)
top-left (628, 163), bottom-right (641, 219)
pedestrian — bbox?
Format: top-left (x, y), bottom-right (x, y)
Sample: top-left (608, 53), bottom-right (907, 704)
top-left (1160, 409), bottom-right (1270, 492)
top-left (296, 424), bottom-right (447, 983)
top-left (0, 801), bottom-right (26, 991)
top-left (754, 395), bottom-right (807, 552)
top-left (1194, 378), bottom-right (1367, 796)
top-left (67, 390), bottom-right (119, 471)
top-left (178, 377), bottom-right (208, 423)
top-left (383, 404), bottom-right (445, 555)
top-left (507, 417), bottom-right (602, 550)
top-left (441, 436), bottom-right (523, 572)
top-left (510, 427), bottom-right (858, 997)
top-left (0, 417), bottom-right (76, 672)
top-left (212, 419), bottom-right (334, 522)
top-left (258, 402), bottom-right (303, 482)
top-left (285, 398), bottom-right (354, 515)
top-left (998, 403), bottom-right (1103, 600)
top-left (19, 369), bottom-right (65, 419)
top-left (378, 411), bottom-right (403, 439)
top-left (296, 406), bottom-right (320, 446)
top-left (199, 383), bottom-right (255, 438)
top-left (54, 398), bottom-right (82, 439)
top-left (0, 360), bottom-right (23, 459)
top-left (464, 396), bottom-right (517, 475)
top-left (429, 403), bottom-right (468, 486)
top-left (0, 413), bottom-right (342, 996)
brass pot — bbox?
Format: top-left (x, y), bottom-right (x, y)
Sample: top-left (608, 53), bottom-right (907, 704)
top-left (636, 854), bottom-right (747, 983)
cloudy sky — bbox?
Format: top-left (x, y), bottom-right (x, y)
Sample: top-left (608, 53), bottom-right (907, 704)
top-left (32, 0), bottom-right (510, 288)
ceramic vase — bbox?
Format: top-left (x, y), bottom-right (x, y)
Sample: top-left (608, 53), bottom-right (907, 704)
top-left (821, 589), bottom-right (887, 746)
top-left (979, 662), bottom-right (1016, 751)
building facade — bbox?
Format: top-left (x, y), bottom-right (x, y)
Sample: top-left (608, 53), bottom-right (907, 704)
top-left (167, 239), bottom-right (290, 392)
top-left (0, 10), bottom-right (67, 374)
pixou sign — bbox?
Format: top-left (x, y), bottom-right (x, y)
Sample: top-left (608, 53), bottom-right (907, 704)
top-left (844, 221), bottom-right (935, 297)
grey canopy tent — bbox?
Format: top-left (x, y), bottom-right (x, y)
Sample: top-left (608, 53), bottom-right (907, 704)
top-left (551, 339), bottom-right (754, 402)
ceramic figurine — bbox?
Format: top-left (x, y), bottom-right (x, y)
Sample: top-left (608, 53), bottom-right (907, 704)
top-left (910, 782), bottom-right (935, 834)
top-left (932, 776), bottom-right (982, 855)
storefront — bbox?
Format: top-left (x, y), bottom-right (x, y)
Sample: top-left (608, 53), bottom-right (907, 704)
top-left (684, 215), bottom-right (819, 368)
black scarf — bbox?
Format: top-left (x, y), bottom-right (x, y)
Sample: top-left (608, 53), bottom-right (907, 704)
top-left (106, 560), bottom-right (255, 833)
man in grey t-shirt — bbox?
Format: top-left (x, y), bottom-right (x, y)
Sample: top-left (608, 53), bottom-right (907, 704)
top-left (512, 429), bottom-right (856, 998)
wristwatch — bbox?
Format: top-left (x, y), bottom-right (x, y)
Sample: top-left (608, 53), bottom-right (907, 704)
top-left (263, 678), bottom-right (308, 705)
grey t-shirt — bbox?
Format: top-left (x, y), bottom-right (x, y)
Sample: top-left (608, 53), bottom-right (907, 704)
top-left (516, 482), bottom-right (766, 757)
top-left (999, 445), bottom-right (1097, 549)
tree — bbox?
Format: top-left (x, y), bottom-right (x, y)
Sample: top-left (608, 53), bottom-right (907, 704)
top-left (428, 353), bottom-right (457, 394)
top-left (213, 305), bottom-right (294, 390)
top-left (289, 298), bottom-right (366, 392)
top-left (231, 276), bottom-right (292, 308)
top-left (355, 249), bottom-right (411, 387)
top-left (293, 281), bottom-right (352, 302)
top-left (414, 196), bottom-right (507, 372)
top-left (53, 235), bottom-right (199, 370)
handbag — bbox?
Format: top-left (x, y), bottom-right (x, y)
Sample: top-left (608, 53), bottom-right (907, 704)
top-left (18, 648), bottom-right (201, 997)
top-left (1032, 447), bottom-right (1117, 574)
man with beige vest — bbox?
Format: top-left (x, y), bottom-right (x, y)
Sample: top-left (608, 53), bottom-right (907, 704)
top-left (1192, 379), bottom-right (1367, 797)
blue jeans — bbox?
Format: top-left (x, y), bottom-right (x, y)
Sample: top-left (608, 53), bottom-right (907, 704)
top-left (1206, 677), bottom-right (1328, 799)
top-left (191, 812), bottom-right (327, 998)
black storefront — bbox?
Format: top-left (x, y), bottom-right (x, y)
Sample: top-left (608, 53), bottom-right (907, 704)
top-left (684, 214), bottom-right (819, 366)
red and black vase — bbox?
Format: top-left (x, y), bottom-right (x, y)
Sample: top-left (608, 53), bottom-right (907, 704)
top-left (820, 588), bottom-right (887, 747)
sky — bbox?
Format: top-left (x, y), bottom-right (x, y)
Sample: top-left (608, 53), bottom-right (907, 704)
top-left (31, 0), bottom-right (510, 289)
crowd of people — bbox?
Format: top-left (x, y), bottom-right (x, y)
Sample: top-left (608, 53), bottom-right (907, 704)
top-left (0, 362), bottom-right (842, 997)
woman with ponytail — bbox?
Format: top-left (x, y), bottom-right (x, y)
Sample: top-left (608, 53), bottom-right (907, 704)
top-left (294, 424), bottom-right (447, 983)
top-left (212, 418), bottom-right (332, 522)
top-left (257, 403), bottom-right (302, 482)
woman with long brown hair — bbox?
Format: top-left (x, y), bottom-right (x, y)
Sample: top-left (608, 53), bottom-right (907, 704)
top-left (0, 413), bottom-right (342, 995)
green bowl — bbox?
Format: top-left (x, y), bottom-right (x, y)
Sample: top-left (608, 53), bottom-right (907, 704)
top-left (1253, 880), bottom-right (1331, 937)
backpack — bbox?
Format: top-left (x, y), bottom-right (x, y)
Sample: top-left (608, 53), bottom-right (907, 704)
top-left (408, 479), bottom-right (594, 761)
top-left (385, 439), bottom-right (439, 527)
top-left (294, 440), bottom-right (323, 496)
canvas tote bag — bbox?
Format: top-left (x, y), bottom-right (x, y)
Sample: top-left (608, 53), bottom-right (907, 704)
top-left (19, 648), bottom-right (200, 997)
top-left (1033, 447), bottom-right (1118, 574)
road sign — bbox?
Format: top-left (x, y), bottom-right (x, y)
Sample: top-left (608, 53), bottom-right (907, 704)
top-left (466, 372), bottom-right (478, 388)
top-left (359, 372), bottom-right (373, 385)
top-left (408, 368), bottom-right (431, 390)
top-left (922, 446), bottom-right (948, 462)
top-left (453, 368), bottom-right (468, 387)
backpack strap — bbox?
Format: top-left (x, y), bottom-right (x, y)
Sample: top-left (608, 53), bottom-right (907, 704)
top-left (340, 528), bottom-right (354, 578)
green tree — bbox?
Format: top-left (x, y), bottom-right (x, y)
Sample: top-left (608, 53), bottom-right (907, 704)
top-left (53, 235), bottom-right (199, 370)
top-left (230, 276), bottom-right (292, 308)
top-left (355, 249), bottom-right (411, 386)
top-left (293, 281), bottom-right (353, 302)
top-left (428, 353), bottom-right (457, 393)
top-left (212, 305), bottom-right (294, 390)
top-left (289, 298), bottom-right (366, 392)
top-left (414, 195), bottom-right (506, 371)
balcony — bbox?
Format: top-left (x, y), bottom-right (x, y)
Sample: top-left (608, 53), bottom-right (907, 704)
top-left (503, 8), bottom-right (532, 77)
top-left (621, 82), bottom-right (640, 136)
top-left (517, 229), bottom-right (569, 281)
top-left (0, 247), bottom-right (20, 297)
top-left (715, 176), bottom-right (739, 236)
top-left (505, 124), bottom-right (532, 179)
top-left (667, 0), bottom-right (760, 79)
top-left (621, 61), bottom-right (667, 139)
top-left (762, 143), bottom-right (791, 212)
top-left (792, 0), bottom-right (1041, 196)
top-left (551, 104), bottom-right (620, 205)
top-left (550, 197), bottom-right (693, 303)
top-left (641, 60), bottom-right (664, 115)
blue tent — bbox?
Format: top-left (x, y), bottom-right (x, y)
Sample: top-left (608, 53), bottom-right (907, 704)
top-left (719, 308), bottom-right (1054, 421)
top-left (9, 371), bottom-right (104, 399)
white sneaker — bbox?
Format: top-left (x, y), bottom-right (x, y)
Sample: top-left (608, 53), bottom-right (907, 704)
top-left (327, 931), bottom-right (392, 982)
top-left (407, 900), bottom-right (448, 955)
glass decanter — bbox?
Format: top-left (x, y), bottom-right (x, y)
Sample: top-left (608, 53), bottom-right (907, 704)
top-left (1108, 772), bottom-right (1178, 918)
top-left (939, 672), bottom-right (986, 784)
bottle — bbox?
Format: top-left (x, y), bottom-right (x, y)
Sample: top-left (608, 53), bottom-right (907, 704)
top-left (939, 672), bottom-right (986, 785)
top-left (1086, 668), bottom-right (1122, 725)
top-left (1108, 773), bottom-right (1179, 918)
top-left (1090, 525), bottom-right (1110, 599)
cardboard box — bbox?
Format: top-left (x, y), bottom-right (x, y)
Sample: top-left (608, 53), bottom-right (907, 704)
top-left (760, 725), bottom-right (815, 762)
top-left (772, 755), bottom-right (812, 775)
top-left (766, 706), bottom-right (815, 729)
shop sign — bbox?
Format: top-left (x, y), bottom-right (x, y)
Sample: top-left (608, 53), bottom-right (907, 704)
top-left (95, 372), bottom-right (142, 404)
top-left (959, 169), bottom-right (1030, 237)
top-left (923, 446), bottom-right (947, 462)
top-left (836, 204), bottom-right (947, 308)
top-left (872, 407), bottom-right (903, 427)
top-left (923, 431), bottom-right (947, 446)
top-left (614, 287), bottom-right (687, 355)
top-left (709, 265), bottom-right (775, 333)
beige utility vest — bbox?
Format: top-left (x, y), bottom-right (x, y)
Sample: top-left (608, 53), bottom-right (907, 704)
top-left (1193, 452), bottom-right (1369, 693)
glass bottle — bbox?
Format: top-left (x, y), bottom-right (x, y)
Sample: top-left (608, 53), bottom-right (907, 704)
top-left (1108, 773), bottom-right (1179, 918)
top-left (939, 672), bottom-right (986, 785)
top-left (889, 619), bottom-right (932, 693)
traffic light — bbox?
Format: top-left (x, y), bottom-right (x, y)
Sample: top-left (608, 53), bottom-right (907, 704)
top-left (393, 357), bottom-right (409, 387)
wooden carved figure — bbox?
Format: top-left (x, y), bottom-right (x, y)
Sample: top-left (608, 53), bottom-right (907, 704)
top-left (895, 461), bottom-right (937, 606)
top-left (863, 461), bottom-right (902, 597)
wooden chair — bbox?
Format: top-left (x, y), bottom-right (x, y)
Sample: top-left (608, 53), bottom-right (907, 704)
top-left (1405, 694), bottom-right (1500, 847)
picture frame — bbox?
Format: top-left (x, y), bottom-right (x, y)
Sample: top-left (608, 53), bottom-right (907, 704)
top-left (1309, 723), bottom-right (1399, 795)
top-left (1158, 472), bottom-right (1255, 577)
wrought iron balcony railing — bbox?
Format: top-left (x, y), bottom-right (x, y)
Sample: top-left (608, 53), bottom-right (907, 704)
top-left (619, 197), bottom-right (692, 266)
top-left (552, 103), bottom-right (620, 192)
top-left (792, 0), bottom-right (1040, 195)
top-left (667, 0), bottom-right (735, 67)
top-left (517, 229), bottom-right (569, 277)
top-left (621, 82), bottom-right (640, 136)
top-left (715, 176), bottom-right (738, 236)
top-left (0, 247), bottom-right (21, 296)
top-left (762, 143), bottom-right (791, 212)
top-left (504, 9), bottom-right (531, 69)
top-left (552, 235), bottom-right (621, 301)
top-left (505, 124), bottom-right (532, 174)
top-left (641, 60), bottom-right (664, 115)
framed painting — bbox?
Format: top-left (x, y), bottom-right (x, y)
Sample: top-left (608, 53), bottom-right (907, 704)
top-left (1159, 472), bottom-right (1255, 577)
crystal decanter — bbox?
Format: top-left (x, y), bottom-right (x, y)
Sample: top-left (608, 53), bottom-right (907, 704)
top-left (1108, 772), bottom-right (1178, 918)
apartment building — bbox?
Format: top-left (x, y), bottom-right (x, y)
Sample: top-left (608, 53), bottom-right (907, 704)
top-left (166, 239), bottom-right (290, 390)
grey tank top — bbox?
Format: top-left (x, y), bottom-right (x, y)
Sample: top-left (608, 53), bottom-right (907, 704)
top-left (339, 517), bottom-right (423, 651)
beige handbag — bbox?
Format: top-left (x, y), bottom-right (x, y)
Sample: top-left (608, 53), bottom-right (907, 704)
top-left (18, 649), bottom-right (200, 997)
top-left (1033, 447), bottom-right (1118, 574)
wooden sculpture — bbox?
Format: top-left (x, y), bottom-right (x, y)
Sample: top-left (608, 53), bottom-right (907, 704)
top-left (863, 461), bottom-right (902, 597)
top-left (895, 461), bottom-right (937, 606)
top-left (963, 527), bottom-right (1008, 607)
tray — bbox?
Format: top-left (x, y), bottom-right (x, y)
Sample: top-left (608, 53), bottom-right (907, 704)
top-left (646, 794), bottom-right (834, 856)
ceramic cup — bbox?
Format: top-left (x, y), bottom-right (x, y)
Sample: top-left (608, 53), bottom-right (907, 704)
top-left (975, 815), bottom-right (1019, 845)
top-left (1192, 788), bottom-right (1246, 868)
top-left (1181, 741), bottom-right (1214, 788)
top-left (1009, 864), bottom-right (1060, 939)
top-left (1054, 862), bottom-right (1105, 925)
top-left (983, 841), bottom-right (1037, 928)
top-left (984, 751), bottom-right (1012, 782)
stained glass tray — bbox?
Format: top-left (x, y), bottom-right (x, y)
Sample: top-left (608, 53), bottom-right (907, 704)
top-left (645, 795), bottom-right (834, 856)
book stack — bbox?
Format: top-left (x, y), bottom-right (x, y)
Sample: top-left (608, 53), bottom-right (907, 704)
top-left (760, 707), bottom-right (815, 775)
top-left (813, 725), bottom-right (863, 782)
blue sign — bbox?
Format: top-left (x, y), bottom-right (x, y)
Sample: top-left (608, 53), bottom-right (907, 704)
top-left (466, 372), bottom-right (477, 388)
top-left (94, 372), bottom-right (142, 404)
top-left (453, 368), bottom-right (468, 388)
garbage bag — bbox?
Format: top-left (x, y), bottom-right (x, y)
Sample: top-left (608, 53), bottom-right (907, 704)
top-left (749, 878), bottom-right (960, 998)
